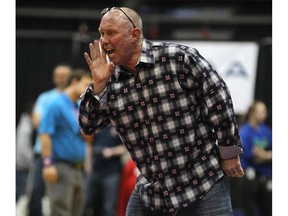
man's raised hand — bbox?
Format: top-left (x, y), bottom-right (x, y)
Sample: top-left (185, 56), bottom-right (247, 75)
top-left (84, 40), bottom-right (115, 94)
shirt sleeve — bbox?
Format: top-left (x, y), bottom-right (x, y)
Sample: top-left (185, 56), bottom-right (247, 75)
top-left (239, 125), bottom-right (254, 161)
top-left (181, 47), bottom-right (243, 159)
top-left (38, 102), bottom-right (57, 135)
top-left (78, 83), bottom-right (110, 135)
top-left (33, 94), bottom-right (45, 115)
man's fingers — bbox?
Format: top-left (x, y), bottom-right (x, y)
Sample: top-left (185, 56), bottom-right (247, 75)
top-left (236, 167), bottom-right (245, 177)
top-left (87, 40), bottom-right (106, 62)
top-left (84, 52), bottom-right (92, 65)
top-left (94, 40), bottom-right (102, 59)
top-left (89, 42), bottom-right (96, 61)
top-left (230, 166), bottom-right (244, 177)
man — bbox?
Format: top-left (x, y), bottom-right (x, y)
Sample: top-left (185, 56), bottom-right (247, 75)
top-left (39, 69), bottom-right (92, 216)
top-left (79, 7), bottom-right (244, 216)
top-left (28, 63), bottom-right (72, 216)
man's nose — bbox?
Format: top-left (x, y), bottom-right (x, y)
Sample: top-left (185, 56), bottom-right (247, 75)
top-left (100, 36), bottom-right (108, 44)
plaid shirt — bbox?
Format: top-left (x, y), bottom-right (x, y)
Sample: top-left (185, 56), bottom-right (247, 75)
top-left (79, 39), bottom-right (242, 213)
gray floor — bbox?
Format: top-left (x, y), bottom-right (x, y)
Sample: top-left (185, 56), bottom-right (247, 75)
top-left (16, 195), bottom-right (49, 216)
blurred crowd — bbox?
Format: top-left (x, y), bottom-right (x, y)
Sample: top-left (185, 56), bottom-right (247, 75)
top-left (16, 64), bottom-right (138, 216)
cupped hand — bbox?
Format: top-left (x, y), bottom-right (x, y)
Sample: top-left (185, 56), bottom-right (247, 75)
top-left (84, 40), bottom-right (115, 94)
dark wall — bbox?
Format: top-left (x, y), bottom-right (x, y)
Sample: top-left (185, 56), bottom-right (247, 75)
top-left (16, 38), bottom-right (80, 124)
top-left (254, 39), bottom-right (272, 128)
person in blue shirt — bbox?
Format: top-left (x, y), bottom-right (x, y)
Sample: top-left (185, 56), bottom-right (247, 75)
top-left (28, 63), bottom-right (72, 216)
top-left (239, 100), bottom-right (272, 216)
top-left (38, 69), bottom-right (92, 216)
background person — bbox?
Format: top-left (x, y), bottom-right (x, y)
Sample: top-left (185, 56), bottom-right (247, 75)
top-left (16, 102), bottom-right (35, 203)
top-left (116, 155), bottom-right (138, 216)
top-left (39, 68), bottom-right (92, 216)
top-left (239, 100), bottom-right (272, 216)
top-left (28, 63), bottom-right (72, 216)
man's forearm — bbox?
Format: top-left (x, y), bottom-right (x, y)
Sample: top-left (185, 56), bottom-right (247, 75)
top-left (40, 133), bottom-right (53, 158)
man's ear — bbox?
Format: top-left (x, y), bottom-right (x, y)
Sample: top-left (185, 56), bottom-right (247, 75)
top-left (131, 28), bottom-right (141, 42)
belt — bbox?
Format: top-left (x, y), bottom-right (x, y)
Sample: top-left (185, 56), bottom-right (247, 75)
top-left (56, 160), bottom-right (83, 170)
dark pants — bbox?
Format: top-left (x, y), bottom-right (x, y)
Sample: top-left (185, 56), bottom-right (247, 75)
top-left (242, 173), bottom-right (272, 216)
top-left (28, 155), bottom-right (46, 216)
top-left (126, 176), bottom-right (233, 216)
top-left (83, 171), bottom-right (121, 216)
top-left (16, 168), bottom-right (29, 202)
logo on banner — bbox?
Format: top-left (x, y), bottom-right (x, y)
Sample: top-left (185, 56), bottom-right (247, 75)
top-left (224, 61), bottom-right (248, 78)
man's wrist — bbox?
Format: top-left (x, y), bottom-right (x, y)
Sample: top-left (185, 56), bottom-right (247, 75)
top-left (43, 156), bottom-right (54, 167)
top-left (92, 84), bottom-right (107, 101)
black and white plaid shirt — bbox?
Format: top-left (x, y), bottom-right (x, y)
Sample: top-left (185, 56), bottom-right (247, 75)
top-left (79, 39), bottom-right (243, 213)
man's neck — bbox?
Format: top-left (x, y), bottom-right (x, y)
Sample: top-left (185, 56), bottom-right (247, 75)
top-left (64, 87), bottom-right (78, 103)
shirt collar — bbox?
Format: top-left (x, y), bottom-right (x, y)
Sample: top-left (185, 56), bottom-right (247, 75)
top-left (138, 38), bottom-right (155, 65)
